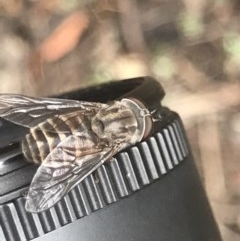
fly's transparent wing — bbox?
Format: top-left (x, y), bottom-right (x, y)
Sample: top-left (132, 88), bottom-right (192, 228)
top-left (25, 134), bottom-right (117, 213)
top-left (0, 94), bottom-right (104, 128)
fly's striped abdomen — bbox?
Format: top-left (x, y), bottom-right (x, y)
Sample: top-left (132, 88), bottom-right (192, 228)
top-left (21, 112), bottom-right (88, 164)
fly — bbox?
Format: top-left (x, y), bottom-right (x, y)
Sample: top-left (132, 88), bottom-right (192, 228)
top-left (0, 94), bottom-right (152, 212)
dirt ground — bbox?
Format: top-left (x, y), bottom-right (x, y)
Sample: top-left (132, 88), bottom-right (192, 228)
top-left (1, 0), bottom-right (240, 240)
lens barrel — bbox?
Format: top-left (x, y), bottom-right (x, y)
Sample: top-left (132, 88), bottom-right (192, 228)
top-left (0, 77), bottom-right (222, 241)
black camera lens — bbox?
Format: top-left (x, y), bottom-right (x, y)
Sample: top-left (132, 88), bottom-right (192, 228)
top-left (0, 77), bottom-right (222, 241)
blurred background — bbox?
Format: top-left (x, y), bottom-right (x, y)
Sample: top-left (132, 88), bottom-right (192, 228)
top-left (1, 0), bottom-right (240, 240)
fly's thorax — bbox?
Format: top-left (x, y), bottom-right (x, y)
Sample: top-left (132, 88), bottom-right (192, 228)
top-left (91, 101), bottom-right (139, 145)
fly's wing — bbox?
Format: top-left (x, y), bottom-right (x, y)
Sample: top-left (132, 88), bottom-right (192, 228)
top-left (0, 94), bottom-right (104, 128)
top-left (25, 134), bottom-right (118, 213)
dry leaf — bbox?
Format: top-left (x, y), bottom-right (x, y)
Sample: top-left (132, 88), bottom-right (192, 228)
top-left (39, 11), bottom-right (89, 62)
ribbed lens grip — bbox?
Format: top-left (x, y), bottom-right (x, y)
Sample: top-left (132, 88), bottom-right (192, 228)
top-left (0, 115), bottom-right (189, 241)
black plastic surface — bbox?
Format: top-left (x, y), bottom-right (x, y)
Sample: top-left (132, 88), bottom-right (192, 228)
top-left (33, 157), bottom-right (221, 241)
